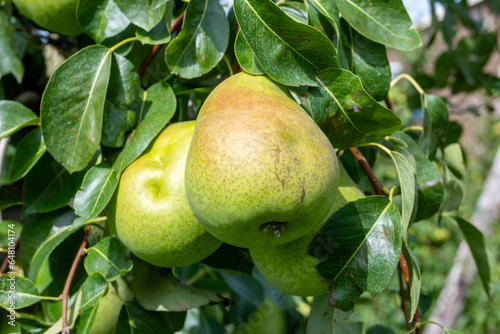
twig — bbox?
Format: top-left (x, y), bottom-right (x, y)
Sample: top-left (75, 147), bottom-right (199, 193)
top-left (399, 265), bottom-right (412, 331)
top-left (348, 147), bottom-right (384, 195)
top-left (137, 11), bottom-right (185, 79)
top-left (0, 238), bottom-right (20, 275)
top-left (62, 226), bottom-right (91, 334)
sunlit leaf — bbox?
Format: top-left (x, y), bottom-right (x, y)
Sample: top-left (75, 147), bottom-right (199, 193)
top-left (8, 127), bottom-right (46, 183)
top-left (114, 0), bottom-right (168, 31)
top-left (0, 276), bottom-right (43, 309)
top-left (0, 101), bottom-right (37, 140)
top-left (84, 237), bottom-right (132, 281)
top-left (80, 273), bottom-right (109, 311)
top-left (234, 30), bottom-right (265, 75)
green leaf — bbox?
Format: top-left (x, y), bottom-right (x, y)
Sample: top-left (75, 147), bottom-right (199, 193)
top-left (166, 0), bottom-right (229, 79)
top-left (308, 68), bottom-right (401, 149)
top-left (80, 273), bottom-right (109, 311)
top-left (101, 102), bottom-right (131, 148)
top-left (113, 81), bottom-right (176, 173)
top-left (23, 209), bottom-right (78, 282)
top-left (309, 196), bottom-right (402, 310)
top-left (22, 154), bottom-right (85, 216)
top-left (0, 100), bottom-right (38, 140)
top-left (0, 276), bottom-right (43, 309)
top-left (0, 12), bottom-right (24, 83)
top-left (84, 237), bottom-right (133, 282)
top-left (77, 0), bottom-right (131, 43)
top-left (279, 2), bottom-right (308, 24)
top-left (73, 163), bottom-right (118, 229)
top-left (114, 0), bottom-right (167, 31)
top-left (234, 0), bottom-right (338, 87)
top-left (0, 220), bottom-right (22, 249)
top-left (43, 292), bottom-right (82, 334)
top-left (234, 30), bottom-right (265, 75)
top-left (133, 259), bottom-right (225, 312)
top-left (0, 188), bottom-right (21, 210)
top-left (441, 143), bottom-right (465, 212)
top-left (420, 94), bottom-right (449, 160)
top-left (75, 303), bottom-right (99, 334)
top-left (8, 127), bottom-right (46, 183)
top-left (307, 294), bottom-right (334, 334)
top-left (114, 300), bottom-right (172, 334)
top-left (392, 132), bottom-right (443, 221)
top-left (136, 2), bottom-right (173, 45)
top-left (219, 271), bottom-right (263, 304)
top-left (41, 45), bottom-right (112, 173)
top-left (402, 242), bottom-right (421, 321)
top-left (335, 0), bottom-right (422, 51)
top-left (450, 215), bottom-right (491, 296)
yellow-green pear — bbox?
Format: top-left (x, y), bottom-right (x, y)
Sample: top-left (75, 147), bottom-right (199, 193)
top-left (250, 164), bottom-right (364, 296)
top-left (112, 121), bottom-right (222, 268)
top-left (13, 0), bottom-right (81, 36)
top-left (185, 72), bottom-right (339, 248)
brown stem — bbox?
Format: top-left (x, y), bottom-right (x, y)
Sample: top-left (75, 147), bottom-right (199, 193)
top-left (399, 265), bottom-right (412, 331)
top-left (62, 226), bottom-right (91, 334)
top-left (385, 96), bottom-right (394, 111)
top-left (137, 11), bottom-right (185, 79)
top-left (348, 147), bottom-right (384, 196)
top-left (0, 238), bottom-right (20, 275)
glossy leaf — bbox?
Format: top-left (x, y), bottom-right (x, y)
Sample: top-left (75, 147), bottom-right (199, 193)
top-left (335, 0), bottom-right (422, 51)
top-left (0, 12), bottom-right (24, 83)
top-left (234, 0), bottom-right (338, 86)
top-left (166, 0), bottom-right (229, 79)
top-left (308, 68), bottom-right (401, 149)
top-left (114, 0), bottom-right (167, 31)
top-left (113, 81), bottom-right (176, 173)
top-left (8, 127), bottom-right (46, 183)
top-left (41, 46), bottom-right (112, 173)
top-left (0, 276), bottom-right (42, 309)
top-left (420, 94), bottom-right (449, 160)
top-left (279, 2), bottom-right (308, 24)
top-left (114, 301), bottom-right (172, 334)
top-left (133, 259), bottom-right (225, 312)
top-left (23, 209), bottom-right (77, 282)
top-left (22, 154), bottom-right (85, 216)
top-left (80, 273), bottom-right (109, 311)
top-left (393, 132), bottom-right (443, 221)
top-left (234, 30), bottom-right (265, 75)
top-left (402, 242), bottom-right (421, 321)
top-left (73, 163), bottom-right (119, 229)
top-left (101, 102), bottom-right (131, 148)
top-left (309, 196), bottom-right (402, 310)
top-left (107, 54), bottom-right (141, 109)
top-left (0, 100), bottom-right (38, 140)
top-left (136, 2), bottom-right (173, 45)
top-left (441, 143), bottom-right (465, 212)
top-left (77, 0), bottom-right (131, 43)
top-left (0, 188), bottom-right (21, 211)
top-left (84, 237), bottom-right (133, 281)
top-left (75, 304), bottom-right (99, 334)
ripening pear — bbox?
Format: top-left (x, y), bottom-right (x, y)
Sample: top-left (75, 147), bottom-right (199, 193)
top-left (250, 164), bottom-right (364, 297)
top-left (13, 0), bottom-right (81, 36)
top-left (185, 72), bottom-right (339, 248)
top-left (111, 121), bottom-right (222, 268)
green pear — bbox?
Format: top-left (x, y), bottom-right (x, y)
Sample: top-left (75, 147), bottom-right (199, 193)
top-left (91, 287), bottom-right (123, 334)
top-left (185, 72), bottom-right (339, 248)
top-left (112, 121), bottom-right (222, 268)
top-left (13, 0), bottom-right (81, 36)
top-left (250, 164), bottom-right (364, 297)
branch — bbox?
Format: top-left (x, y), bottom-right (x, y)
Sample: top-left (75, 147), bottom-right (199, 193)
top-left (348, 147), bottom-right (384, 195)
top-left (62, 226), bottom-right (91, 334)
top-left (138, 11), bottom-right (185, 79)
top-left (0, 238), bottom-right (20, 275)
top-left (399, 265), bottom-right (411, 331)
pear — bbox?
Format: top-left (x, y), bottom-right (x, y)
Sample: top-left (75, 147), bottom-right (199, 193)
top-left (112, 121), bottom-right (222, 268)
top-left (13, 0), bottom-right (81, 36)
top-left (185, 73), bottom-right (339, 248)
top-left (250, 164), bottom-right (364, 297)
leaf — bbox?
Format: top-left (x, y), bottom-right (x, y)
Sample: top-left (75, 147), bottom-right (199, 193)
top-left (80, 273), bottom-right (109, 311)
top-left (279, 2), bottom-right (308, 24)
top-left (101, 101), bottom-right (132, 148)
top-left (84, 237), bottom-right (133, 281)
top-left (133, 259), bottom-right (226, 312)
top-left (166, 0), bottom-right (229, 79)
top-left (41, 45), bottom-right (112, 173)
top-left (114, 0), bottom-right (167, 31)
top-left (113, 81), bottom-right (176, 173)
top-left (43, 292), bottom-right (82, 334)
top-left (114, 301), bottom-right (173, 334)
top-left (450, 215), bottom-right (491, 296)
top-left (8, 127), bottom-right (46, 183)
top-left (335, 0), bottom-right (422, 51)
top-left (75, 303), bottom-right (99, 334)
top-left (234, 30), bottom-right (265, 75)
top-left (0, 220), bottom-right (22, 249)
top-left (308, 68), bottom-right (401, 149)
top-left (23, 209), bottom-right (78, 282)
top-left (392, 132), bottom-right (443, 221)
top-left (307, 295), bottom-right (362, 334)
top-left (0, 188), bottom-right (21, 210)
top-left (420, 94), bottom-right (449, 160)
top-left (22, 154), bottom-right (85, 216)
top-left (219, 271), bottom-right (264, 304)
top-left (234, 0), bottom-right (337, 87)
top-left (0, 12), bottom-right (24, 83)
top-left (77, 0), bottom-right (131, 43)
top-left (0, 100), bottom-right (38, 140)
top-left (309, 196), bottom-right (402, 310)
top-left (0, 275), bottom-right (43, 309)
top-left (402, 242), bottom-right (421, 321)
top-left (136, 1), bottom-right (173, 45)
top-left (73, 163), bottom-right (119, 229)
top-left (441, 143), bottom-right (465, 212)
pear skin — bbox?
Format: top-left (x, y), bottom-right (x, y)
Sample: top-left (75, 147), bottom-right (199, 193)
top-left (185, 73), bottom-right (339, 248)
top-left (250, 164), bottom-right (364, 296)
top-left (113, 121), bottom-right (221, 268)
